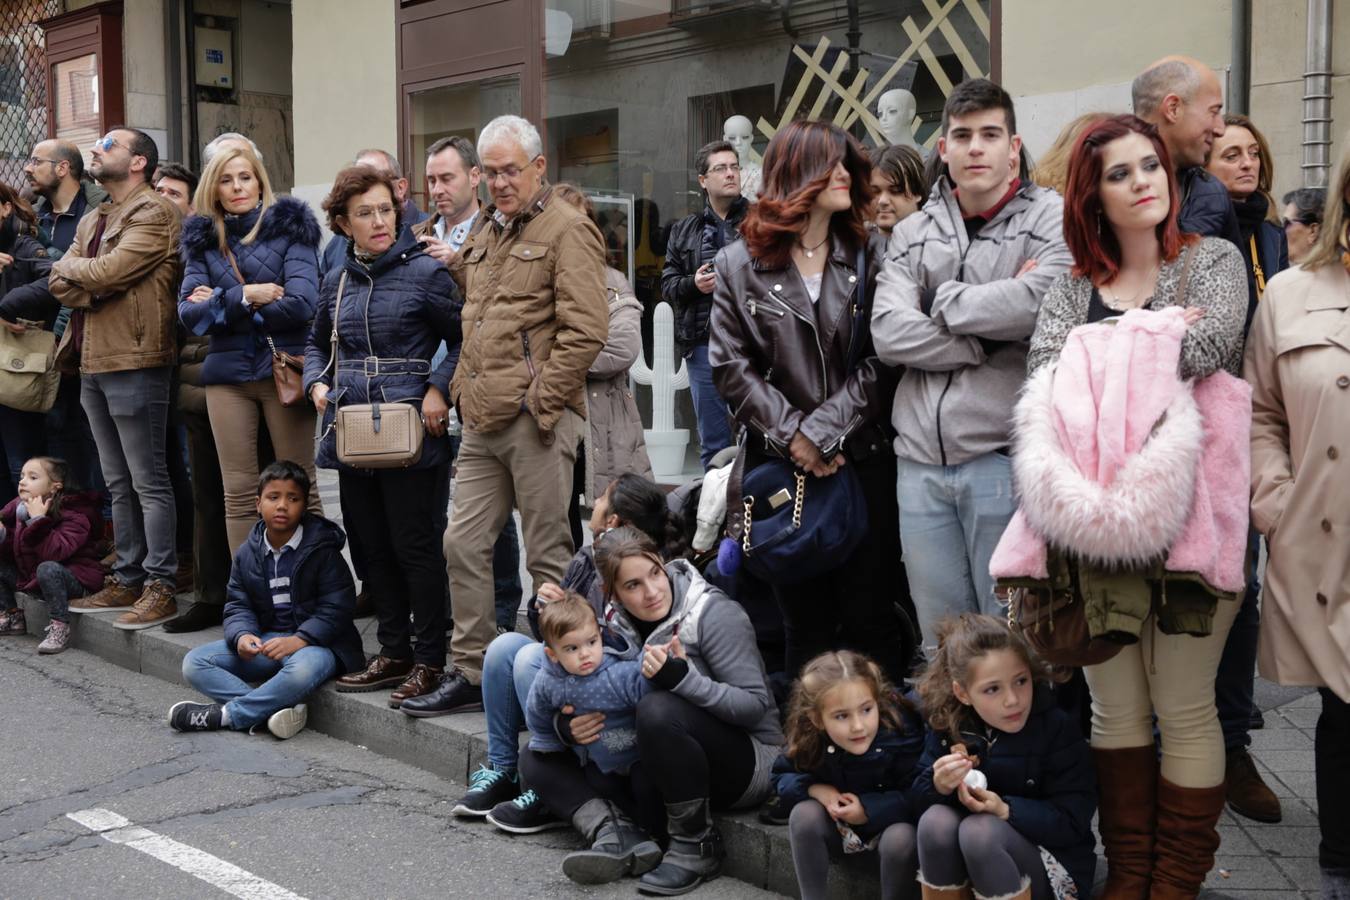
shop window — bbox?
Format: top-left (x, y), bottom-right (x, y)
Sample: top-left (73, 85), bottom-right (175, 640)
top-left (40, 2), bottom-right (124, 162)
top-left (406, 73), bottom-right (521, 211)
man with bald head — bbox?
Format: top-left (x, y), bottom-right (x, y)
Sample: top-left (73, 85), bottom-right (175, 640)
top-left (23, 139), bottom-right (107, 259)
top-left (1134, 55), bottom-right (1280, 829)
top-left (320, 148), bottom-right (429, 275)
top-left (1132, 56), bottom-right (1241, 247)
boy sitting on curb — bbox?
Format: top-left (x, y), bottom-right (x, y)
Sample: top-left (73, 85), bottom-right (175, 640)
top-left (169, 460), bottom-right (363, 738)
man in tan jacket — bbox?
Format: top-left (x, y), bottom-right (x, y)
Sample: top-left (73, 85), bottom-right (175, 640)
top-left (399, 115), bottom-right (608, 717)
top-left (51, 127), bottom-right (183, 630)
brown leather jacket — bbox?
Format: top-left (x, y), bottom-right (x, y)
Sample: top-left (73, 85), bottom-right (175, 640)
top-left (709, 232), bottom-right (897, 460)
top-left (49, 182), bottom-right (182, 373)
top-left (450, 186), bottom-right (609, 435)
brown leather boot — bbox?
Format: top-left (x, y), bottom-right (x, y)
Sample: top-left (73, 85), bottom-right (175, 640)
top-left (1225, 748), bottom-right (1282, 823)
top-left (388, 663), bottom-right (444, 708)
top-left (1094, 746), bottom-right (1158, 899)
top-left (919, 882), bottom-right (974, 899)
top-left (335, 655), bottom-right (413, 693)
top-left (1150, 776), bottom-right (1226, 899)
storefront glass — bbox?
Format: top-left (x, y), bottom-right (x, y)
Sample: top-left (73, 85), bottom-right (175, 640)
top-left (407, 73), bottom-right (521, 211)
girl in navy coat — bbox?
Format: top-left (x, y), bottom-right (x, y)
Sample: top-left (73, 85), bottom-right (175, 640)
top-left (773, 650), bottom-right (926, 900)
top-left (179, 144), bottom-right (324, 554)
top-left (912, 615), bottom-right (1095, 900)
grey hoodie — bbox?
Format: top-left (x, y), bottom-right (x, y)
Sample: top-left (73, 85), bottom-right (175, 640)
top-left (605, 559), bottom-right (784, 808)
top-left (871, 178), bottom-right (1071, 466)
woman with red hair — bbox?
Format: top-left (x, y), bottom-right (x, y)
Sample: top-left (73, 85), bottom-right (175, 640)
top-left (709, 120), bottom-right (912, 685)
top-left (1018, 113), bottom-right (1248, 899)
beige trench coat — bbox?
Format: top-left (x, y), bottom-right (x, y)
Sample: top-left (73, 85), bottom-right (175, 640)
top-left (583, 269), bottom-right (653, 503)
top-left (1245, 262), bottom-right (1350, 701)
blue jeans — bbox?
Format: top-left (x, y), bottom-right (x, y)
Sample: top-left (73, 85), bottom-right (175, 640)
top-left (482, 632), bottom-right (546, 771)
top-left (182, 635), bottom-right (339, 730)
top-left (1216, 528), bottom-right (1262, 752)
top-left (82, 367), bottom-right (177, 585)
top-left (685, 343), bottom-right (732, 470)
top-left (897, 452), bottom-right (1015, 651)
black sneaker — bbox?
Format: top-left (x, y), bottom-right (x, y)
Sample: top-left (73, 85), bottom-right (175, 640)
top-left (487, 789), bottom-right (569, 834)
top-left (757, 794), bottom-right (790, 826)
top-left (168, 701), bottom-right (223, 732)
top-left (451, 765), bottom-right (520, 817)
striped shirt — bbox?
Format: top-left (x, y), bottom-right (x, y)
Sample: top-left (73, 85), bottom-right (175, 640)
top-left (264, 525), bottom-right (303, 633)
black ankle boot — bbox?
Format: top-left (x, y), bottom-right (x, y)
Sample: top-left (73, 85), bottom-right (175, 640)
top-left (162, 602), bottom-right (223, 633)
top-left (638, 799), bottom-right (724, 896)
top-left (561, 799), bottom-right (662, 885)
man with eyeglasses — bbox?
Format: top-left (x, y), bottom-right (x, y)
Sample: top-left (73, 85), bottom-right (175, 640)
top-left (23, 139), bottom-right (107, 260)
top-left (660, 139), bottom-right (747, 469)
top-left (404, 115), bottom-right (608, 718)
top-left (49, 127), bottom-right (184, 631)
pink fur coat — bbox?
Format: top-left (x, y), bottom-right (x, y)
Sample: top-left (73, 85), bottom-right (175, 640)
top-left (991, 306), bottom-right (1251, 593)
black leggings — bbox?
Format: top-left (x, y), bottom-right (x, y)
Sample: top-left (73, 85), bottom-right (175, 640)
top-left (788, 800), bottom-right (918, 900)
top-left (917, 805), bottom-right (1050, 899)
top-left (521, 692), bottom-right (759, 834)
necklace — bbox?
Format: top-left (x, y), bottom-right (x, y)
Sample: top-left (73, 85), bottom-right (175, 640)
top-left (1101, 262), bottom-right (1160, 311)
top-left (798, 233), bottom-right (829, 259)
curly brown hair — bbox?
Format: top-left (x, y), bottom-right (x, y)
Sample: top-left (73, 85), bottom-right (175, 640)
top-left (321, 165), bottom-right (402, 238)
top-left (916, 613), bottom-right (1052, 743)
top-left (784, 650), bottom-right (907, 772)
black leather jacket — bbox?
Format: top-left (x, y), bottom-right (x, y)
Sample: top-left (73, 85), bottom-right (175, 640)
top-left (709, 232), bottom-right (896, 461)
top-left (661, 197), bottom-right (748, 350)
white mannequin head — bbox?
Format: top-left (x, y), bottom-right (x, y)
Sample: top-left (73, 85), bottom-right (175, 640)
top-left (723, 115), bottom-right (755, 164)
top-left (878, 89), bottom-right (919, 147)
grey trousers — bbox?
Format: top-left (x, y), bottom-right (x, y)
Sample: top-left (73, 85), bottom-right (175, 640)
top-left (81, 367), bottom-right (177, 585)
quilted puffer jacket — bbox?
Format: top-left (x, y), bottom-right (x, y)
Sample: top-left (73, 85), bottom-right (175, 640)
top-left (304, 228), bottom-right (463, 472)
top-left (178, 196), bottom-right (322, 385)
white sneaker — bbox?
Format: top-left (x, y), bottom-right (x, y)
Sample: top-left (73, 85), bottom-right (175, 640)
top-left (266, 703), bottom-right (307, 740)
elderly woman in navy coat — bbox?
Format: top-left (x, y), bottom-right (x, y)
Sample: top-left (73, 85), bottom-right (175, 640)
top-left (304, 164), bottom-right (462, 710)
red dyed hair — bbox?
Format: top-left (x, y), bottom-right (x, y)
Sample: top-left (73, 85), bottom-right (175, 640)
top-left (739, 120), bottom-right (875, 269)
top-left (1062, 113), bottom-right (1196, 284)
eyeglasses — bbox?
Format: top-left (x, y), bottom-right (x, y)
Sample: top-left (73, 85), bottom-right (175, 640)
top-left (25, 156), bottom-right (59, 168)
top-left (349, 204), bottom-right (396, 223)
top-left (92, 136), bottom-right (123, 153)
top-left (707, 163), bottom-right (741, 175)
top-left (483, 156), bottom-right (540, 184)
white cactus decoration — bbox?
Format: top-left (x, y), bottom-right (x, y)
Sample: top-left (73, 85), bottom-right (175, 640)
top-left (632, 301), bottom-right (692, 477)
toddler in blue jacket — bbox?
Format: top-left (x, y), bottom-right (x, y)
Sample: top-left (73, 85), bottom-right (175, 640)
top-left (525, 592), bottom-right (650, 775)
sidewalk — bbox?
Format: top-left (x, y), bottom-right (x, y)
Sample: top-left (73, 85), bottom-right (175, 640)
top-left (16, 467), bottom-right (1322, 898)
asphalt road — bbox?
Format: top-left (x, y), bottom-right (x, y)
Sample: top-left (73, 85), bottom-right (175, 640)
top-left (0, 637), bottom-right (781, 900)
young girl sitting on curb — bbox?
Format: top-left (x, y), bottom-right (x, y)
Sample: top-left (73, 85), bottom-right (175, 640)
top-left (0, 457), bottom-right (105, 654)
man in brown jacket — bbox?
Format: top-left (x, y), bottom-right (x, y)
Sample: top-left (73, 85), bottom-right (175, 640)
top-left (400, 115), bottom-right (608, 716)
top-left (51, 127), bottom-right (184, 630)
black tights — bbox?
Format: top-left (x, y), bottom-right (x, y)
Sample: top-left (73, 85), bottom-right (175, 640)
top-left (917, 805), bottom-right (1050, 899)
top-left (520, 692), bottom-right (759, 838)
top-left (788, 800), bottom-right (918, 900)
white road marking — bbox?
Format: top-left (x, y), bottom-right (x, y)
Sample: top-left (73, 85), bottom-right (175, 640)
top-left (67, 808), bottom-right (307, 900)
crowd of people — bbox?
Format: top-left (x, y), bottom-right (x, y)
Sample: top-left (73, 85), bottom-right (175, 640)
top-left (0, 49), bottom-right (1346, 900)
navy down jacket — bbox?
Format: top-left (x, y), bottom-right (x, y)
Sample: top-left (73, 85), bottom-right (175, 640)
top-left (222, 513), bottom-right (365, 675)
top-left (303, 228), bottom-right (462, 472)
top-left (909, 685), bottom-right (1098, 897)
top-left (772, 699), bottom-right (927, 841)
top-left (178, 196), bottom-right (322, 385)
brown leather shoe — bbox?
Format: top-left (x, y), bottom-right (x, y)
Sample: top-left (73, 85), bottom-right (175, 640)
top-left (69, 577), bottom-right (141, 614)
top-left (388, 663), bottom-right (444, 708)
top-left (335, 655), bottom-right (413, 693)
top-left (1094, 745), bottom-right (1157, 899)
top-left (114, 581), bottom-right (179, 630)
top-left (1226, 747), bottom-right (1282, 823)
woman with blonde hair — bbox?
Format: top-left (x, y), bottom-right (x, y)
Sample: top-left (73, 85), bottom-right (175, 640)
top-left (1031, 113), bottom-right (1106, 195)
top-left (1245, 133), bottom-right (1350, 899)
top-left (178, 144), bottom-right (324, 565)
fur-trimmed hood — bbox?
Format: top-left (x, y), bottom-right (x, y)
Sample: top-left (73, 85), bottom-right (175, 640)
top-left (180, 195), bottom-right (321, 256)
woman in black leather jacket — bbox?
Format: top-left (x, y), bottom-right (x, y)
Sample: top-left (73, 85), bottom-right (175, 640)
top-left (709, 120), bottom-right (912, 684)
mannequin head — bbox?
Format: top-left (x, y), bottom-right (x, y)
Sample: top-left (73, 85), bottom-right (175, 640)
top-left (878, 89), bottom-right (919, 148)
top-left (723, 115), bottom-right (755, 164)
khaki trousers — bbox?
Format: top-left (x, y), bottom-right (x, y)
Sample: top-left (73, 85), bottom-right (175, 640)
top-left (205, 379), bottom-right (323, 553)
top-left (445, 409), bottom-right (581, 683)
top-left (1084, 594), bottom-right (1241, 788)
